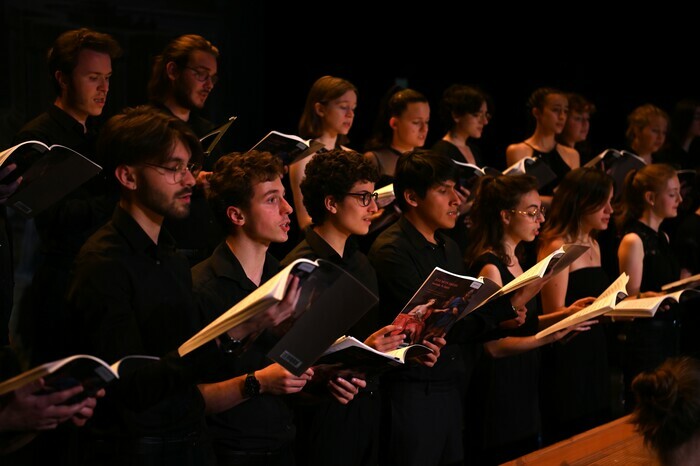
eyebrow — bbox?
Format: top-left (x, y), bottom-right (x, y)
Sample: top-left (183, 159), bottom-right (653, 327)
top-left (262, 188), bottom-right (283, 197)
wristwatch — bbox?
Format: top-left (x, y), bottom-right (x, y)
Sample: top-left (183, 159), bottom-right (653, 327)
top-left (244, 372), bottom-right (261, 398)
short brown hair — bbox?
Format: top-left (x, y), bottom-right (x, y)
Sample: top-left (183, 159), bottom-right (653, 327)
top-left (48, 28), bottom-right (122, 96)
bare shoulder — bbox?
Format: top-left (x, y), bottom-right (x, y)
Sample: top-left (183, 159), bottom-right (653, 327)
top-left (505, 142), bottom-right (532, 165)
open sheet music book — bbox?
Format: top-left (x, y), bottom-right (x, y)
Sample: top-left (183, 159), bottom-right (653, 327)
top-left (199, 116), bottom-right (237, 157)
top-left (585, 148), bottom-right (647, 198)
top-left (0, 140), bottom-right (102, 218)
top-left (503, 156), bottom-right (558, 190)
top-left (0, 354), bottom-right (159, 401)
top-left (605, 289), bottom-right (700, 318)
top-left (452, 160), bottom-right (501, 191)
top-left (179, 258), bottom-right (378, 377)
top-left (312, 335), bottom-right (432, 380)
top-left (471, 244), bottom-right (590, 312)
top-left (536, 273), bottom-right (630, 339)
top-left (662, 273), bottom-right (700, 292)
top-left (374, 183), bottom-right (396, 208)
top-left (249, 131), bottom-right (325, 165)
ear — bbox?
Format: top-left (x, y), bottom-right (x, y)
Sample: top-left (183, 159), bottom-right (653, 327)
top-left (314, 102), bottom-right (325, 118)
top-left (115, 165), bottom-right (138, 191)
top-left (324, 195), bottom-right (338, 214)
top-left (404, 189), bottom-right (419, 208)
top-left (531, 106), bottom-right (540, 119)
top-left (500, 209), bottom-right (512, 225)
top-left (55, 70), bottom-right (68, 92)
top-left (389, 116), bottom-right (399, 130)
top-left (165, 61), bottom-right (179, 81)
top-left (644, 190), bottom-right (656, 207)
top-left (226, 205), bottom-right (246, 226)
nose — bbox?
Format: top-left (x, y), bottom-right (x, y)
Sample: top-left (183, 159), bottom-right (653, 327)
top-left (282, 196), bottom-right (293, 215)
top-left (182, 168), bottom-right (196, 187)
top-left (368, 196), bottom-right (379, 213)
top-left (98, 76), bottom-right (108, 91)
top-left (450, 187), bottom-right (461, 205)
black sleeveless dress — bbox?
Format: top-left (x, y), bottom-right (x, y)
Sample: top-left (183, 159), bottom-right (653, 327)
top-left (620, 220), bottom-right (681, 411)
top-left (525, 143), bottom-right (572, 196)
top-left (540, 266), bottom-right (612, 444)
top-left (464, 253), bottom-right (541, 464)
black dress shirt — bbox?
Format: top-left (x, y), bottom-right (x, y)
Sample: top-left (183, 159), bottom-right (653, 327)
top-left (192, 242), bottom-right (296, 453)
top-left (368, 216), bottom-right (516, 383)
top-left (64, 206), bottom-right (222, 439)
top-left (281, 228), bottom-right (379, 340)
top-left (12, 105), bottom-right (116, 365)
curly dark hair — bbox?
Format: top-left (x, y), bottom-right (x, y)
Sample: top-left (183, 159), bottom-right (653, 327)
top-left (300, 148), bottom-right (378, 225)
top-left (208, 151), bottom-right (284, 232)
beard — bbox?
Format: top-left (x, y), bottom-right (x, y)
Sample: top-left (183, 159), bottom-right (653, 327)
top-left (172, 77), bottom-right (203, 111)
top-left (137, 184), bottom-right (192, 220)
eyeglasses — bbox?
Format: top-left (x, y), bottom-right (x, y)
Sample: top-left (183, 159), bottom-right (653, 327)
top-left (143, 161), bottom-right (202, 184)
top-left (184, 66), bottom-right (219, 85)
top-left (345, 191), bottom-right (379, 207)
top-left (510, 206), bottom-right (546, 220)
top-left (470, 111), bottom-right (492, 121)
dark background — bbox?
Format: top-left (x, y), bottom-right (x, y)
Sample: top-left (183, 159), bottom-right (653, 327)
top-left (1, 1), bottom-right (696, 169)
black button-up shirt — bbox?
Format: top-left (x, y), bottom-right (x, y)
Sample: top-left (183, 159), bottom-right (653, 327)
top-left (368, 216), bottom-right (516, 383)
top-left (192, 242), bottom-right (295, 452)
top-left (65, 206), bottom-right (219, 438)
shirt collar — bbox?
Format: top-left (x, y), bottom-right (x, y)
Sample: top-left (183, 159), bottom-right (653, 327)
top-left (397, 216), bottom-right (445, 251)
top-left (208, 241), bottom-right (280, 291)
top-left (112, 205), bottom-right (176, 257)
top-left (47, 104), bottom-right (93, 136)
top-left (304, 227), bottom-right (360, 265)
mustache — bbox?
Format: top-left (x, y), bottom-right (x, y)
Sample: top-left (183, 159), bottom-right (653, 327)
top-left (176, 188), bottom-right (193, 197)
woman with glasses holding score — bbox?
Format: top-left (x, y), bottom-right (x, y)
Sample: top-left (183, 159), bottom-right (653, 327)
top-left (463, 173), bottom-right (595, 464)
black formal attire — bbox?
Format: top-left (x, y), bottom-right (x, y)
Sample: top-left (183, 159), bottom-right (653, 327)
top-left (12, 105), bottom-right (115, 366)
top-left (281, 228), bottom-right (381, 466)
top-left (464, 253), bottom-right (541, 464)
top-left (525, 143), bottom-right (571, 196)
top-left (64, 206), bottom-right (226, 466)
top-left (431, 139), bottom-right (486, 168)
top-left (620, 221), bottom-right (681, 411)
top-left (147, 103), bottom-right (223, 267)
top-left (540, 266), bottom-right (613, 444)
top-left (368, 217), bottom-right (517, 466)
top-left (192, 243), bottom-right (296, 465)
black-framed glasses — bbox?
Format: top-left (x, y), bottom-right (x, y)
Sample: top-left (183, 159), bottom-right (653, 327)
top-left (510, 206), bottom-right (546, 220)
top-left (184, 66), bottom-right (219, 85)
top-left (143, 161), bottom-right (202, 184)
top-left (345, 191), bottom-right (379, 207)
